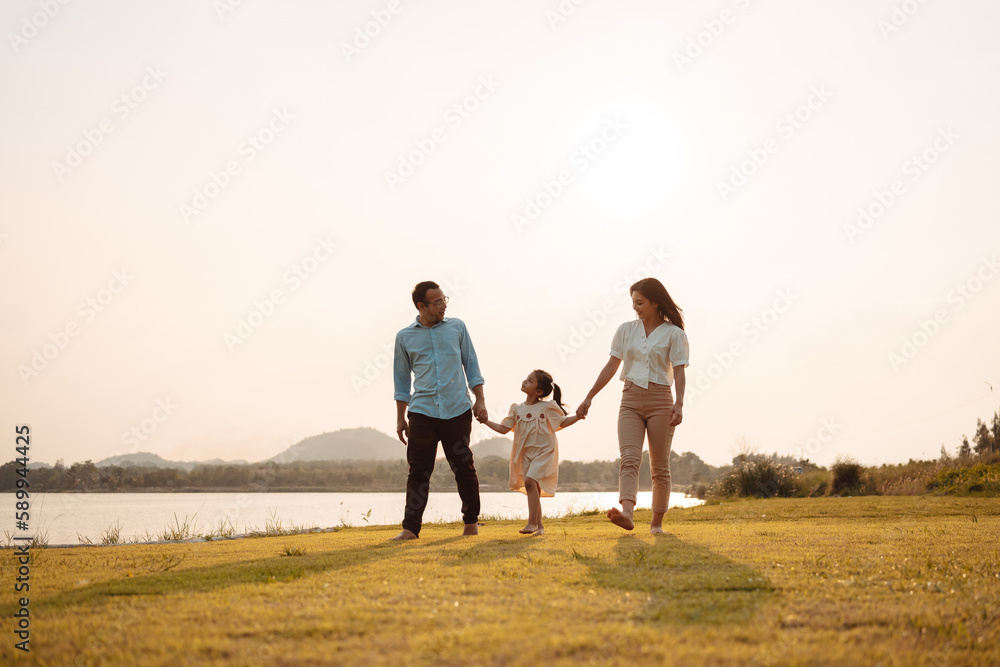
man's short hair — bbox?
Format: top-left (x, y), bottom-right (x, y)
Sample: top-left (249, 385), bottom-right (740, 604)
top-left (412, 281), bottom-right (440, 308)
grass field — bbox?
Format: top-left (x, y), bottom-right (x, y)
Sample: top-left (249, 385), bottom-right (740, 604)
top-left (2, 496), bottom-right (998, 666)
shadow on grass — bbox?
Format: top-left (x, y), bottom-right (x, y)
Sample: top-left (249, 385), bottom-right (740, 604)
top-left (17, 538), bottom-right (422, 613)
top-left (441, 536), bottom-right (539, 566)
top-left (19, 528), bottom-right (542, 614)
top-left (578, 534), bottom-right (774, 625)
top-left (405, 535), bottom-right (468, 550)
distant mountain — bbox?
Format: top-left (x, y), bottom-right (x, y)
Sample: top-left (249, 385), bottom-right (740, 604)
top-left (270, 427), bottom-right (404, 463)
top-left (97, 452), bottom-right (190, 470)
top-left (87, 428), bottom-right (504, 469)
top-left (95, 453), bottom-right (247, 471)
top-left (471, 436), bottom-right (512, 459)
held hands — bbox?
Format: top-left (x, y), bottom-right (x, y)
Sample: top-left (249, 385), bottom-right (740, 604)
top-left (472, 399), bottom-right (488, 423)
top-left (576, 397), bottom-right (592, 418)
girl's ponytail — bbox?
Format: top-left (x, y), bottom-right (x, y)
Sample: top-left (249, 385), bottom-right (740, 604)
top-left (551, 382), bottom-right (567, 415)
top-left (534, 369), bottom-right (568, 415)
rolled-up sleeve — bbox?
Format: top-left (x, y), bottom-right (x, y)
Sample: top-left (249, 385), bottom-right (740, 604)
top-left (393, 332), bottom-right (412, 402)
top-left (669, 328), bottom-right (690, 368)
top-left (610, 322), bottom-right (627, 359)
top-left (459, 321), bottom-right (484, 389)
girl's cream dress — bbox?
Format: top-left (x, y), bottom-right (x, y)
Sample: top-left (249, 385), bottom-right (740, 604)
top-left (500, 400), bottom-right (567, 496)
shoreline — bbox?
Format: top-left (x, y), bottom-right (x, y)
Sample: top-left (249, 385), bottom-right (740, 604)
top-left (20, 490), bottom-right (705, 548)
top-left (15, 499), bottom-right (706, 550)
top-left (6, 525), bottom-right (345, 550)
top-left (10, 484), bottom-right (697, 494)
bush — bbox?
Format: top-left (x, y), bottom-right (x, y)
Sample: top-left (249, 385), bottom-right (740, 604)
top-left (830, 456), bottom-right (863, 496)
top-left (867, 460), bottom-right (939, 495)
top-left (794, 469), bottom-right (828, 497)
top-left (926, 463), bottom-right (1000, 495)
top-left (709, 458), bottom-right (797, 498)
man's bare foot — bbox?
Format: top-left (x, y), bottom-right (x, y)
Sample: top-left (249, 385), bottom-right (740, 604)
top-left (391, 529), bottom-right (417, 541)
top-left (607, 507), bottom-right (634, 531)
top-left (532, 527), bottom-right (545, 536)
top-left (519, 523), bottom-right (539, 534)
top-left (650, 525), bottom-right (665, 535)
top-left (463, 523), bottom-right (479, 536)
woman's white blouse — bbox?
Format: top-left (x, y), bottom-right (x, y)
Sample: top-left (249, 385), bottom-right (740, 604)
top-left (609, 320), bottom-right (689, 388)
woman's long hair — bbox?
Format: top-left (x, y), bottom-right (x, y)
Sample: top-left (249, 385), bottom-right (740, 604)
top-left (533, 369), bottom-right (567, 415)
top-left (630, 278), bottom-right (684, 330)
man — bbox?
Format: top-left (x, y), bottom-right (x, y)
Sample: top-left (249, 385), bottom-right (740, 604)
top-left (391, 281), bottom-right (487, 540)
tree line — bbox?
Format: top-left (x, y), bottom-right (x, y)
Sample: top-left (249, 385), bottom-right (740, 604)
top-left (956, 405), bottom-right (1000, 458)
top-left (0, 450), bottom-right (720, 494)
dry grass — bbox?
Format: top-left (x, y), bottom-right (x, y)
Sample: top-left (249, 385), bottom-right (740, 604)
top-left (1, 497), bottom-right (998, 665)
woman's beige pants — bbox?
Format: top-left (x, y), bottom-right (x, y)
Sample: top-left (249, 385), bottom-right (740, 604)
top-left (617, 381), bottom-right (675, 513)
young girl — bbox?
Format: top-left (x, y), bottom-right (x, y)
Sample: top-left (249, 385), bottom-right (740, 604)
top-left (477, 369), bottom-right (583, 535)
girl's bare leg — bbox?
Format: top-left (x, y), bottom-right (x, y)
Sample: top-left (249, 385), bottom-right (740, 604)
top-left (608, 499), bottom-right (635, 530)
top-left (520, 478), bottom-right (542, 534)
top-left (529, 478), bottom-right (544, 535)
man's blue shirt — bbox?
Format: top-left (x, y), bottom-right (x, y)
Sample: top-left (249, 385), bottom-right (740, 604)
top-left (393, 316), bottom-right (484, 419)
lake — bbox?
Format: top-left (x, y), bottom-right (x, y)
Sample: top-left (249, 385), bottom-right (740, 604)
top-left (23, 491), bottom-right (704, 546)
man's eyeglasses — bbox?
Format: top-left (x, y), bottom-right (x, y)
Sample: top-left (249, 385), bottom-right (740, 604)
top-left (424, 297), bottom-right (449, 307)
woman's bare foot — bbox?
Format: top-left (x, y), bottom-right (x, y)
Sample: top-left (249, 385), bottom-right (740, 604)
top-left (650, 525), bottom-right (665, 535)
top-left (607, 508), bottom-right (634, 531)
top-left (463, 523), bottom-right (479, 536)
top-left (519, 523), bottom-right (539, 534)
top-left (390, 529), bottom-right (418, 541)
top-left (532, 527), bottom-right (545, 536)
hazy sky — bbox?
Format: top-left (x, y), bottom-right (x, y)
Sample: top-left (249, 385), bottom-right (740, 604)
top-left (2, 0), bottom-right (998, 469)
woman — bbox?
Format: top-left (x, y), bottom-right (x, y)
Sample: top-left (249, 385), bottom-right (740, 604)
top-left (576, 278), bottom-right (688, 534)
